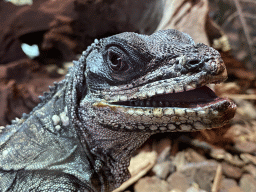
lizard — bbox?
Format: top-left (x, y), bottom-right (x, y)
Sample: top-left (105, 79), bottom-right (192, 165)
top-left (0, 29), bottom-right (236, 192)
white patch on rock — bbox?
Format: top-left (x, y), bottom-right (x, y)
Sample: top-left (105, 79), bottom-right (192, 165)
top-left (21, 43), bottom-right (39, 58)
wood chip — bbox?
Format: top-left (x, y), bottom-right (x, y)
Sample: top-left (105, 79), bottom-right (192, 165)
top-left (241, 153), bottom-right (256, 165)
top-left (212, 164), bottom-right (222, 192)
top-left (113, 151), bottom-right (157, 192)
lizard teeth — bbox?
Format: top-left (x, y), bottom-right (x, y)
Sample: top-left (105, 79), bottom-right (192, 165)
top-left (114, 99), bottom-right (192, 108)
top-left (108, 84), bottom-right (199, 103)
top-left (110, 85), bottom-right (219, 109)
top-left (126, 100), bottom-right (175, 107)
top-left (135, 101), bottom-right (140, 106)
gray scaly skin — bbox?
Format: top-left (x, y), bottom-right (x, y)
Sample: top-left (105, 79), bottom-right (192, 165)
top-left (0, 29), bottom-right (236, 192)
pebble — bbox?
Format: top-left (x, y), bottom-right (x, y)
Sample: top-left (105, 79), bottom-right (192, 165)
top-left (243, 164), bottom-right (256, 178)
top-left (186, 185), bottom-right (207, 192)
top-left (185, 148), bottom-right (206, 163)
top-left (134, 176), bottom-right (169, 192)
top-left (179, 160), bottom-right (218, 192)
top-left (167, 172), bottom-right (190, 192)
top-left (239, 174), bottom-right (256, 192)
top-left (152, 161), bottom-right (175, 180)
top-left (234, 141), bottom-right (256, 153)
top-left (220, 178), bottom-right (243, 192)
top-left (221, 162), bottom-right (243, 179)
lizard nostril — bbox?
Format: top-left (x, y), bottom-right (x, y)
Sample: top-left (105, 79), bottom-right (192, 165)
top-left (204, 58), bottom-right (211, 62)
top-left (185, 59), bottom-right (204, 72)
top-left (187, 59), bottom-right (201, 66)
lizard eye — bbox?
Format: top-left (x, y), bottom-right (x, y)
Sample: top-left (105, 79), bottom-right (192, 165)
top-left (108, 51), bottom-right (128, 72)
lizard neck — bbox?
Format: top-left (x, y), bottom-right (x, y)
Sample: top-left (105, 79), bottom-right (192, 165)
top-left (76, 104), bottom-right (151, 190)
top-left (11, 76), bottom-right (75, 137)
top-left (33, 88), bottom-right (74, 136)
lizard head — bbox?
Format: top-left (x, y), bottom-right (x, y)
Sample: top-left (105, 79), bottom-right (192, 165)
top-left (80, 29), bottom-right (236, 132)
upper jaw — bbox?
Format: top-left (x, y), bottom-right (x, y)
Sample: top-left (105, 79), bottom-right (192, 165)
top-left (90, 54), bottom-right (228, 102)
top-left (101, 69), bottom-right (227, 104)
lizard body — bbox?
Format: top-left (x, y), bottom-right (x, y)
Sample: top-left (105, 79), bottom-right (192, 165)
top-left (0, 29), bottom-right (236, 191)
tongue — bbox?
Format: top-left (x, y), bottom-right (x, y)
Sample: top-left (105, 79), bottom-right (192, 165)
top-left (152, 86), bottom-right (217, 102)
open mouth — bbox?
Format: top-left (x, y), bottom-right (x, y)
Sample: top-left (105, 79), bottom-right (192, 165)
top-left (112, 86), bottom-right (224, 109)
top-left (94, 83), bottom-right (236, 131)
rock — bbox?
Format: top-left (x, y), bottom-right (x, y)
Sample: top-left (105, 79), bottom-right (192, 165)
top-left (240, 174), bottom-right (256, 192)
top-left (154, 138), bottom-right (172, 159)
top-left (152, 161), bottom-right (175, 180)
top-left (234, 141), bottom-right (256, 153)
top-left (186, 185), bottom-right (207, 192)
top-left (220, 178), bottom-right (243, 192)
top-left (0, 59), bottom-right (38, 81)
top-left (234, 99), bottom-right (256, 119)
top-left (214, 82), bottom-right (241, 96)
top-left (185, 148), bottom-right (206, 163)
top-left (241, 153), bottom-right (256, 166)
top-left (172, 151), bottom-right (187, 171)
top-left (170, 190), bottom-right (182, 192)
top-left (134, 176), bottom-right (169, 192)
top-left (221, 162), bottom-right (243, 179)
top-left (157, 145), bottom-right (172, 163)
top-left (210, 148), bottom-right (226, 160)
top-left (224, 124), bottom-right (248, 142)
top-left (179, 160), bottom-right (218, 191)
top-left (243, 164), bottom-right (256, 178)
top-left (220, 178), bottom-right (237, 189)
top-left (167, 172), bottom-right (190, 192)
